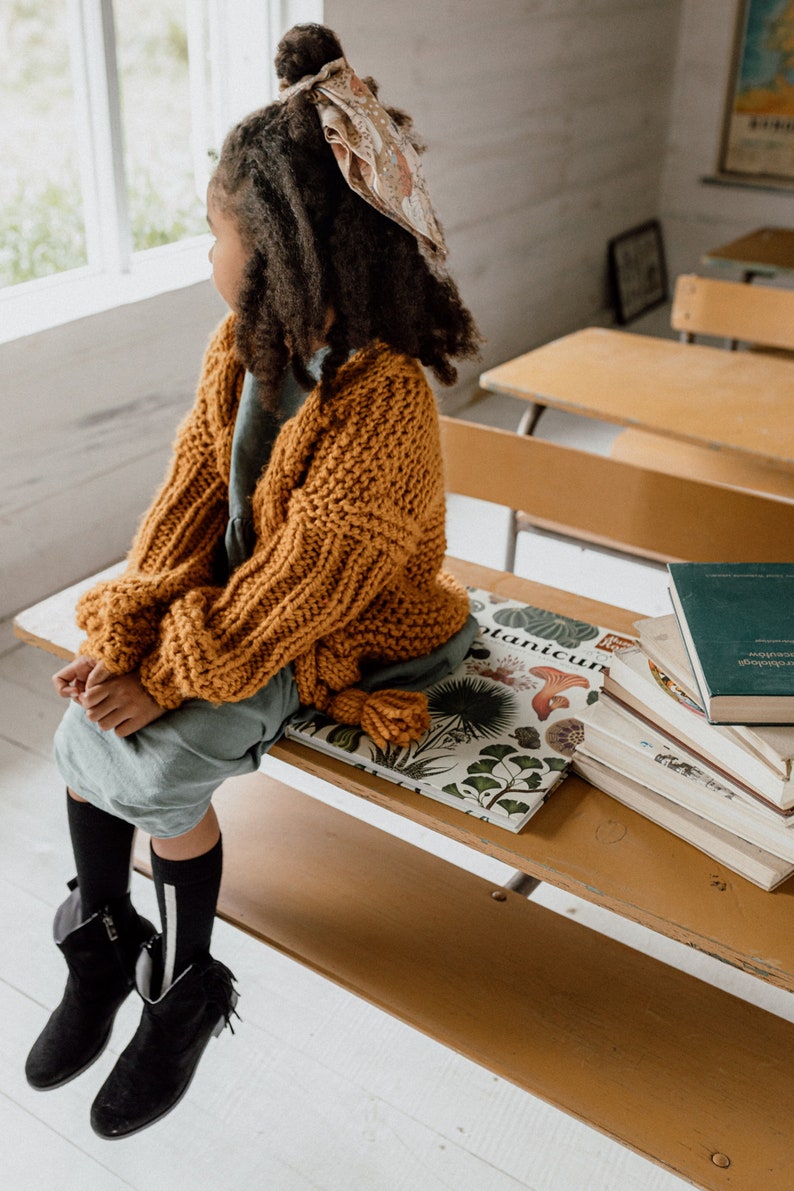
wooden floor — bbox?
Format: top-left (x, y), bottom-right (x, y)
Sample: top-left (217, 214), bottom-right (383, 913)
top-left (5, 393), bottom-right (794, 1189)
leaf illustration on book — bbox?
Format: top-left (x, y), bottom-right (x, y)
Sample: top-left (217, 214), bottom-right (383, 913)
top-left (543, 756), bottom-right (568, 771)
top-left (491, 604), bottom-right (601, 646)
top-left (441, 783), bottom-right (466, 800)
top-left (497, 799), bottom-right (532, 817)
top-left (444, 741), bottom-right (561, 809)
top-left (423, 677), bottom-right (517, 747)
top-left (367, 740), bottom-right (458, 781)
top-left (323, 723), bottom-right (366, 751)
top-left (480, 743), bottom-right (519, 760)
top-left (463, 774), bottom-right (502, 796)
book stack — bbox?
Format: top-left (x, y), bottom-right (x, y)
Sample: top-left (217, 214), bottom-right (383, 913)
top-left (574, 563), bottom-right (794, 890)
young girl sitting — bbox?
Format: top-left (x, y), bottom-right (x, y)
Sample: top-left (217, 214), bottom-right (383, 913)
top-left (26, 22), bottom-right (481, 1138)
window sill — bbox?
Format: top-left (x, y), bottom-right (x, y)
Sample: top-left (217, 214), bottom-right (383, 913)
top-left (0, 236), bottom-right (213, 345)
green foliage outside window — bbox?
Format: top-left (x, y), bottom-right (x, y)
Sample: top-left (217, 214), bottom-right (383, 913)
top-left (0, 0), bottom-right (206, 289)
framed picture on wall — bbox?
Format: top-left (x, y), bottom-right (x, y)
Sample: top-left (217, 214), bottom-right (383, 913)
top-left (718, 0), bottom-right (794, 185)
top-left (607, 220), bottom-right (668, 324)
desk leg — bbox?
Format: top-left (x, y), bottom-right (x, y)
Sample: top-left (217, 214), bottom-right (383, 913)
top-left (504, 403), bottom-right (547, 571)
top-left (517, 402), bottom-right (546, 437)
top-left (502, 871), bottom-right (542, 898)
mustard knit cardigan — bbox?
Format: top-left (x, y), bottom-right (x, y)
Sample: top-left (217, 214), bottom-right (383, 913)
top-left (76, 315), bottom-right (470, 742)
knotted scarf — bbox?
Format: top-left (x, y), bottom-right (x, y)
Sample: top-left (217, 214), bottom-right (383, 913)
top-left (280, 57), bottom-right (447, 258)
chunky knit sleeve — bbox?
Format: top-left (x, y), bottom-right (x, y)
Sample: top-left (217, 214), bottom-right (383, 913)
top-left (75, 316), bottom-right (242, 674)
top-left (137, 349), bottom-right (444, 708)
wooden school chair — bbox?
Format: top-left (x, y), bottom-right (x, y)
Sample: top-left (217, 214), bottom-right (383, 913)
top-left (609, 273), bottom-right (794, 501)
top-left (671, 270), bottom-right (794, 350)
top-left (439, 412), bottom-right (794, 568)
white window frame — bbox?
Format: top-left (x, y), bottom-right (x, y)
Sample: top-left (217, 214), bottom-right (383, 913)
top-left (0, 0), bottom-right (321, 345)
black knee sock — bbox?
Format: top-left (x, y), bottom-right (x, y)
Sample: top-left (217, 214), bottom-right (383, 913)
top-left (66, 792), bottom-right (135, 918)
top-left (150, 836), bottom-right (223, 993)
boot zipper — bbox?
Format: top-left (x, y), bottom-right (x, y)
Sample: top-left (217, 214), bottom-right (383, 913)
top-left (102, 910), bottom-right (119, 942)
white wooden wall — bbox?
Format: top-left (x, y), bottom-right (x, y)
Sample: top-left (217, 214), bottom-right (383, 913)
top-left (3, 0), bottom-right (790, 623)
top-left (328, 0), bottom-right (682, 382)
top-left (1, 284), bottom-right (226, 620)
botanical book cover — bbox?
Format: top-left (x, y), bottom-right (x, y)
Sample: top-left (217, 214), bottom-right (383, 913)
top-left (285, 588), bottom-right (633, 832)
top-left (667, 563), bottom-right (794, 724)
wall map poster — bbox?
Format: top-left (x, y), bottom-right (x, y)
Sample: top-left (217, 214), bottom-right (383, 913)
top-left (720, 0), bottom-right (794, 183)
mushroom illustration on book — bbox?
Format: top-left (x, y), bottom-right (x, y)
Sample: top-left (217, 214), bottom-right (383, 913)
top-left (530, 667), bottom-right (590, 720)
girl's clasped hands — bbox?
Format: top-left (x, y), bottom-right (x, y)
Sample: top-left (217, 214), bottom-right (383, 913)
top-left (53, 657), bottom-right (165, 738)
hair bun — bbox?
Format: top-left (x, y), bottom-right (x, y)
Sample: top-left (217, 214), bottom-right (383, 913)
top-left (275, 24), bottom-right (344, 84)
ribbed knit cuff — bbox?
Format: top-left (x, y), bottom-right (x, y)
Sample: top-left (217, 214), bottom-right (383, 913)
top-left (138, 652), bottom-right (184, 711)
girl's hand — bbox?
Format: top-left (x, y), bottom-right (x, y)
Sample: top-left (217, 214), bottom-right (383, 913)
top-left (79, 671), bottom-right (166, 738)
top-left (53, 656), bottom-right (97, 700)
top-left (85, 660), bottom-right (112, 690)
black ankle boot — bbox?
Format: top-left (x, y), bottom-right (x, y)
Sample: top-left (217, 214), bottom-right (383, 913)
top-left (25, 882), bottom-right (157, 1090)
top-left (90, 936), bottom-right (239, 1138)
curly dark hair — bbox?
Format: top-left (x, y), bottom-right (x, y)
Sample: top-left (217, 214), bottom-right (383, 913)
top-left (209, 23), bottom-right (482, 409)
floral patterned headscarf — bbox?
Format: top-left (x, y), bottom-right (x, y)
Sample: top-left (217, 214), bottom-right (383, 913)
top-left (279, 58), bottom-right (447, 259)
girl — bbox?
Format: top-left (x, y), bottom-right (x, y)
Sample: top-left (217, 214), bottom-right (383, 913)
top-left (26, 22), bottom-right (481, 1138)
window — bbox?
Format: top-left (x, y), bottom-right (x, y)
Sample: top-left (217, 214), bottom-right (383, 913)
top-left (0, 0), bottom-right (321, 341)
top-left (1, 0), bottom-right (88, 286)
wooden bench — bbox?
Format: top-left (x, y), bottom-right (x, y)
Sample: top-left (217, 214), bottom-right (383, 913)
top-left (610, 273), bottom-right (794, 500)
top-left (14, 551), bottom-right (794, 1191)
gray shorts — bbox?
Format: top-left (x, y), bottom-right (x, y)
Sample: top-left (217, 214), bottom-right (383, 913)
top-left (53, 615), bottom-right (479, 841)
top-left (54, 665), bottom-right (300, 838)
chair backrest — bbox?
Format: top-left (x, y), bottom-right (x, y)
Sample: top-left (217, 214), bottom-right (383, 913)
top-left (670, 273), bottom-right (794, 352)
top-left (439, 414), bottom-right (794, 565)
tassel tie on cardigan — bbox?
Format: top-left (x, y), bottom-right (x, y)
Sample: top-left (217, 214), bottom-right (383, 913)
top-left (327, 687), bottom-right (430, 749)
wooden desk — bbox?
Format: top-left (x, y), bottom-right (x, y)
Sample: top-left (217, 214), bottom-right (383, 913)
top-left (702, 226), bottom-right (794, 282)
top-left (480, 327), bottom-right (794, 470)
top-left (13, 559), bottom-right (794, 1189)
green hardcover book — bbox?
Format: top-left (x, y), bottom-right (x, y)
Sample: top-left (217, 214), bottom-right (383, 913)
top-left (667, 563), bottom-right (794, 725)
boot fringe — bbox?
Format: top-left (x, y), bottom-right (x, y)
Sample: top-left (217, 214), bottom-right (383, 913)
top-left (90, 939), bottom-right (240, 1138)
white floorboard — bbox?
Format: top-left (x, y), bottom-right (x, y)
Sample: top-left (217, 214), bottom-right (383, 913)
top-left (1, 377), bottom-right (781, 1190)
